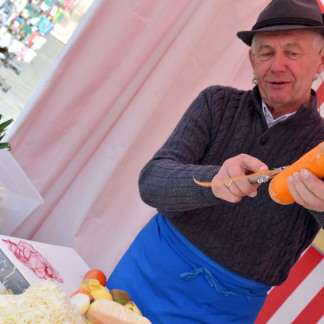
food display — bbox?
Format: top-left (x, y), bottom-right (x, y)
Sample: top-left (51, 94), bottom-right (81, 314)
top-left (0, 280), bottom-right (85, 323)
top-left (0, 267), bottom-right (151, 323)
top-left (70, 268), bottom-right (152, 323)
top-left (0, 236), bottom-right (151, 322)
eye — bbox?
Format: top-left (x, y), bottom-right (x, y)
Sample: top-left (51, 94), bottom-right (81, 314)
top-left (257, 52), bottom-right (273, 61)
top-left (285, 51), bottom-right (302, 60)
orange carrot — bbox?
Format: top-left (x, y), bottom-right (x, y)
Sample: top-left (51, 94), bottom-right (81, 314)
top-left (269, 141), bottom-right (324, 204)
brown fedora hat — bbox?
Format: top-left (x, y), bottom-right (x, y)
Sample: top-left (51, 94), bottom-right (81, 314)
top-left (237, 0), bottom-right (324, 46)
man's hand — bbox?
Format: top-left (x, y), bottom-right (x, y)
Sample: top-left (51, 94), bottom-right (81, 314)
top-left (212, 154), bottom-right (268, 203)
top-left (287, 169), bottom-right (324, 212)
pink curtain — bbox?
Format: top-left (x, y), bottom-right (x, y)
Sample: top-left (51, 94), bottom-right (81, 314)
top-left (6, 0), bottom-right (281, 275)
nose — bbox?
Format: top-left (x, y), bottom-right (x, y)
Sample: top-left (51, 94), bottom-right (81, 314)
top-left (269, 52), bottom-right (286, 72)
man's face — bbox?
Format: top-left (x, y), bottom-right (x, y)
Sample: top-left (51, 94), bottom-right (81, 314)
top-left (249, 30), bottom-right (324, 117)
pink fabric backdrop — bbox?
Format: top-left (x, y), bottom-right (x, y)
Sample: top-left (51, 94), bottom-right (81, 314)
top-left (3, 0), bottom-right (289, 275)
top-left (4, 1), bottom-right (324, 321)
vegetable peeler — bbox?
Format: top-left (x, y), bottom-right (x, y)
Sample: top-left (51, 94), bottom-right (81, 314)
top-left (193, 165), bottom-right (290, 187)
top-left (248, 165), bottom-right (289, 183)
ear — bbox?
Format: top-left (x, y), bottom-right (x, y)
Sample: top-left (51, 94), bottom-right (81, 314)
top-left (249, 49), bottom-right (255, 70)
top-left (316, 48), bottom-right (324, 74)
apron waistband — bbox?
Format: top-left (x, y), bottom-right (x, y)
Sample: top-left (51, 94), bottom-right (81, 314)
top-left (157, 214), bottom-right (271, 298)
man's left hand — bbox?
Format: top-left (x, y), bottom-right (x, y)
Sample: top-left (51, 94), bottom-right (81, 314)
top-left (288, 169), bottom-right (324, 212)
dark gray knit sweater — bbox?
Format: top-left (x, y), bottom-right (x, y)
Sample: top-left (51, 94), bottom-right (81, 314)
top-left (139, 85), bottom-right (324, 286)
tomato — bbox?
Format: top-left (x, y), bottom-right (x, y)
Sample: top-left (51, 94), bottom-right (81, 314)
top-left (83, 269), bottom-right (107, 286)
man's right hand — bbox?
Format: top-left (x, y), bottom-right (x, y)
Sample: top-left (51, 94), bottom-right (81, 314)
top-left (211, 154), bottom-right (268, 203)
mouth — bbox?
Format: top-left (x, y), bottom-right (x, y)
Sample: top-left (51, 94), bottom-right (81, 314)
top-left (267, 81), bottom-right (290, 88)
top-left (270, 81), bottom-right (286, 84)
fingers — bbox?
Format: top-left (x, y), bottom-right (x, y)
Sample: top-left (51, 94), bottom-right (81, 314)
top-left (225, 179), bottom-right (259, 202)
top-left (225, 154), bottom-right (267, 198)
top-left (211, 154), bottom-right (268, 203)
top-left (211, 168), bottom-right (243, 203)
top-left (224, 181), bottom-right (243, 203)
top-left (239, 155), bottom-right (268, 175)
top-left (226, 164), bottom-right (259, 198)
top-left (287, 169), bottom-right (324, 212)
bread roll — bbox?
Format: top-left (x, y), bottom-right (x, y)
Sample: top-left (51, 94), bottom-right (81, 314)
top-left (87, 299), bottom-right (152, 324)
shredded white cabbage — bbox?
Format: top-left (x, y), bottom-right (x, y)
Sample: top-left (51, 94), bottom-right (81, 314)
top-left (0, 280), bottom-right (86, 324)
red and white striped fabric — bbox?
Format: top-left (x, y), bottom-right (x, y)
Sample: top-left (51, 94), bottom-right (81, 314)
top-left (255, 245), bottom-right (324, 323)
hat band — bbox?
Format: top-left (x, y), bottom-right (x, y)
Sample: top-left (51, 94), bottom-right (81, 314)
top-left (252, 16), bottom-right (324, 30)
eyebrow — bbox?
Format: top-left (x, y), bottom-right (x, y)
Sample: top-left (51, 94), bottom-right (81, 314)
top-left (256, 42), bottom-right (303, 52)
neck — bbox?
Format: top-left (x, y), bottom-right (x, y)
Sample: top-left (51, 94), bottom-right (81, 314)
top-left (268, 106), bottom-right (298, 119)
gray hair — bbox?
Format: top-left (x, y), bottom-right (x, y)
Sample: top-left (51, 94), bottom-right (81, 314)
top-left (250, 30), bottom-right (324, 55)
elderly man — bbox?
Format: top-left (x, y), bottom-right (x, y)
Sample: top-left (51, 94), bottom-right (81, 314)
top-left (107, 0), bottom-right (324, 323)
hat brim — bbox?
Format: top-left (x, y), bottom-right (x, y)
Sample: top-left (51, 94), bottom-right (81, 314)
top-left (237, 25), bottom-right (324, 46)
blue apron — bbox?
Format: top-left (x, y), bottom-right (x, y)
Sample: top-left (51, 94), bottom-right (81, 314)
top-left (107, 214), bottom-right (270, 323)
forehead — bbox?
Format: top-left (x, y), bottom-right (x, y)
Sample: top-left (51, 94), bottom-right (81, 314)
top-left (254, 30), bottom-right (315, 48)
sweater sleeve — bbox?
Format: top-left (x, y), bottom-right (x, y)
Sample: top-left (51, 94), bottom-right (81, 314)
top-left (138, 88), bottom-right (222, 212)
